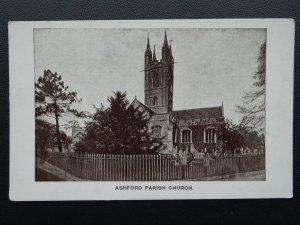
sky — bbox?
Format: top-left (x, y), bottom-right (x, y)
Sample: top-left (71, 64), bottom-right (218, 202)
top-left (34, 28), bottom-right (266, 133)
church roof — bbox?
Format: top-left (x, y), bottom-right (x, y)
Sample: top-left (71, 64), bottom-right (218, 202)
top-left (172, 106), bottom-right (223, 121)
top-left (130, 98), bottom-right (155, 116)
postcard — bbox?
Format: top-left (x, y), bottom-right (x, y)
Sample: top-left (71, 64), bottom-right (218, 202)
top-left (9, 19), bottom-right (294, 200)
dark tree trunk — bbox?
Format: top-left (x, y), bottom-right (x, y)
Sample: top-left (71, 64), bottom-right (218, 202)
top-left (54, 104), bottom-right (63, 152)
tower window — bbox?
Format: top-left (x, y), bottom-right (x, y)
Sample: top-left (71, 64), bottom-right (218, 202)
top-left (152, 96), bottom-right (158, 106)
top-left (204, 128), bottom-right (216, 143)
top-left (152, 74), bottom-right (159, 88)
top-left (181, 129), bottom-right (192, 143)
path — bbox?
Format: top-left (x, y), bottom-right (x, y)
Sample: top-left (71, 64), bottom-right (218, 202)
top-left (187, 170), bottom-right (266, 181)
top-left (36, 160), bottom-right (83, 181)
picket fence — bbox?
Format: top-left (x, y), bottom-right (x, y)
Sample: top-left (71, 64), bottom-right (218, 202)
top-left (45, 152), bottom-right (265, 181)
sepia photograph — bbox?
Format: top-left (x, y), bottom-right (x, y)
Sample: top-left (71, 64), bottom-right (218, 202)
top-left (34, 28), bottom-right (266, 181)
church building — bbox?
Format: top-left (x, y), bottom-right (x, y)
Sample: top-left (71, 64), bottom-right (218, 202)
top-left (131, 32), bottom-right (225, 154)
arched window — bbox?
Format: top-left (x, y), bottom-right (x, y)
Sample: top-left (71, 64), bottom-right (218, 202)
top-left (151, 77), bottom-right (154, 88)
top-left (153, 96), bottom-right (158, 106)
top-left (204, 128), bottom-right (217, 143)
top-left (181, 129), bottom-right (192, 143)
top-left (152, 126), bottom-right (162, 139)
top-left (152, 74), bottom-right (159, 88)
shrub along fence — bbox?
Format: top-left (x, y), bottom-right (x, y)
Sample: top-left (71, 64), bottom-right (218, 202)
top-left (44, 152), bottom-right (265, 181)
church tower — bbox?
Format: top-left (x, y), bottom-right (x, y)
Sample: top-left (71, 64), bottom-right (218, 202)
top-left (144, 31), bottom-right (174, 114)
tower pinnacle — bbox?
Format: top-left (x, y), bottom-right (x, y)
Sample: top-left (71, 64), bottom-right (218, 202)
top-left (153, 45), bottom-right (156, 61)
top-left (147, 32), bottom-right (150, 50)
top-left (163, 29), bottom-right (169, 48)
top-left (145, 32), bottom-right (152, 64)
top-left (170, 40), bottom-right (173, 57)
top-left (162, 30), bottom-right (170, 59)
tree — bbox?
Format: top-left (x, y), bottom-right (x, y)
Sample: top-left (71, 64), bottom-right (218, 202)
top-left (221, 119), bottom-right (245, 153)
top-left (35, 119), bottom-right (55, 154)
top-left (236, 42), bottom-right (266, 132)
top-left (75, 91), bottom-right (163, 154)
top-left (243, 130), bottom-right (264, 151)
top-left (35, 70), bottom-right (83, 152)
top-left (221, 119), bottom-right (264, 153)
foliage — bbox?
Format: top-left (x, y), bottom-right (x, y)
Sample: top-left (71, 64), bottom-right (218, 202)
top-left (35, 69), bottom-right (84, 152)
top-left (36, 119), bottom-right (73, 149)
top-left (75, 91), bottom-right (163, 154)
top-left (35, 119), bottom-right (55, 152)
top-left (59, 132), bottom-right (73, 149)
top-left (236, 42), bottom-right (266, 133)
top-left (221, 119), bottom-right (264, 152)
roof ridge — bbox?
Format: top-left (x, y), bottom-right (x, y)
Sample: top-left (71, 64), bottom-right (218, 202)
top-left (172, 105), bottom-right (223, 113)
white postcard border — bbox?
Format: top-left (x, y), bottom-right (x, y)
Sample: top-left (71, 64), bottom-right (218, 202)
top-left (9, 19), bottom-right (294, 200)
